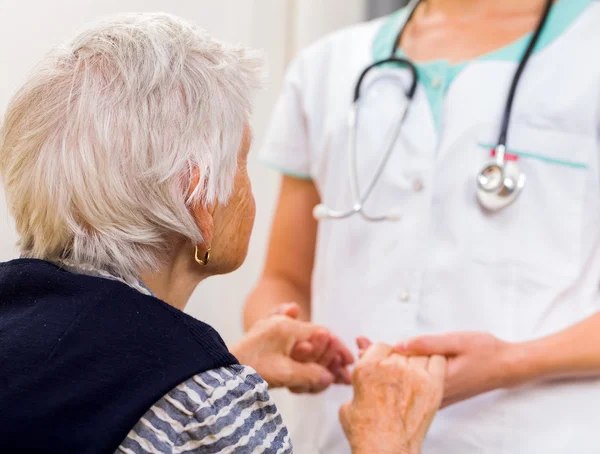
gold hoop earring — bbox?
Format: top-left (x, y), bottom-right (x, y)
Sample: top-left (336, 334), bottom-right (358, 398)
top-left (194, 245), bottom-right (211, 266)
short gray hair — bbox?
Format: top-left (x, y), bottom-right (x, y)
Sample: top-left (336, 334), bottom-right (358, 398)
top-left (0, 13), bottom-right (264, 280)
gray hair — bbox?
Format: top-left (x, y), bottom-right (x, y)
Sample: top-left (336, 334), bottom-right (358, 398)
top-left (0, 13), bottom-right (264, 280)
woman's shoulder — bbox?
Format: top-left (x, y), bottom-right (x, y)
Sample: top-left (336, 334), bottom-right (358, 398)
top-left (117, 365), bottom-right (293, 454)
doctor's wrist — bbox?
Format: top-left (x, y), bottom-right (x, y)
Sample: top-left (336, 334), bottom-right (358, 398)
top-left (500, 341), bottom-right (543, 388)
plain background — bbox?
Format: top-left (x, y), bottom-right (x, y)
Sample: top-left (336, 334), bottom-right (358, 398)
top-left (0, 0), bottom-right (403, 429)
top-left (369, 0), bottom-right (408, 18)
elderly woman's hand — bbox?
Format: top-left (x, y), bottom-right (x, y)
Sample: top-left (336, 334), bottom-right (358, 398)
top-left (270, 303), bottom-right (354, 390)
top-left (231, 310), bottom-right (350, 393)
top-left (339, 343), bottom-right (446, 454)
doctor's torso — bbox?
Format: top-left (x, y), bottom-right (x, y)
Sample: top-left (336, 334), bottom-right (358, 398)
top-left (261, 1), bottom-right (600, 453)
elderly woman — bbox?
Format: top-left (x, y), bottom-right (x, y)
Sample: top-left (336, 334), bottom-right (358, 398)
top-left (0, 13), bottom-right (446, 454)
top-left (0, 13), bottom-right (359, 454)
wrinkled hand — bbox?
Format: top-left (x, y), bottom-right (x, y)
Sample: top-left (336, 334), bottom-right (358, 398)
top-left (339, 342), bottom-right (446, 454)
top-left (231, 308), bottom-right (351, 393)
top-left (271, 303), bottom-right (354, 391)
top-left (395, 332), bottom-right (517, 408)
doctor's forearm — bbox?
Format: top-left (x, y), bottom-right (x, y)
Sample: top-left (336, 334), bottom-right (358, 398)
top-left (514, 312), bottom-right (600, 383)
top-left (243, 276), bottom-right (311, 331)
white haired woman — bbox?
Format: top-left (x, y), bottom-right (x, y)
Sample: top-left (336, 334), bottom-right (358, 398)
top-left (0, 13), bottom-right (357, 453)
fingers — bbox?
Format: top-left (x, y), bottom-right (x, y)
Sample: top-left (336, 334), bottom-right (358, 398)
top-left (285, 319), bottom-right (332, 347)
top-left (356, 337), bottom-right (372, 350)
top-left (334, 366), bottom-right (353, 385)
top-left (282, 320), bottom-right (354, 387)
top-left (359, 342), bottom-right (394, 365)
top-left (270, 302), bottom-right (300, 319)
top-left (289, 340), bottom-right (314, 360)
top-left (307, 335), bottom-right (354, 369)
top-left (328, 354), bottom-right (352, 385)
top-left (285, 320), bottom-right (353, 366)
top-left (331, 337), bottom-right (355, 365)
top-left (395, 333), bottom-right (466, 356)
top-left (427, 355), bottom-right (447, 388)
top-left (356, 336), bottom-right (372, 357)
top-left (318, 341), bottom-right (341, 371)
top-left (408, 355), bottom-right (429, 370)
top-left (285, 361), bottom-right (334, 393)
top-left (290, 330), bottom-right (340, 365)
top-left (305, 331), bottom-right (331, 361)
top-left (352, 343), bottom-right (395, 393)
top-left (380, 352), bottom-right (407, 367)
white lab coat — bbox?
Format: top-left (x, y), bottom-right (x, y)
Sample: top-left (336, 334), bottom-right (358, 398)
top-left (260, 1), bottom-right (600, 452)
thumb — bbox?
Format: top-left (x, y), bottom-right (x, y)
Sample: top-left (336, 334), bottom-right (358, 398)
top-left (360, 342), bottom-right (393, 365)
top-left (356, 337), bottom-right (372, 358)
top-left (428, 354), bottom-right (447, 386)
top-left (283, 317), bottom-right (331, 342)
top-left (338, 401), bottom-right (352, 437)
top-left (271, 302), bottom-right (300, 319)
top-left (394, 333), bottom-right (466, 356)
top-left (284, 360), bottom-right (334, 393)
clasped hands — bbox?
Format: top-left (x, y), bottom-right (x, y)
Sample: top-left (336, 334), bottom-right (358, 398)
top-left (235, 302), bottom-right (515, 407)
top-left (233, 303), bottom-right (452, 453)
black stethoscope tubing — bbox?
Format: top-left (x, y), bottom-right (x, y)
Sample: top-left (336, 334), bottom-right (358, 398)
top-left (314, 0), bottom-right (555, 220)
top-left (376, 0), bottom-right (555, 148)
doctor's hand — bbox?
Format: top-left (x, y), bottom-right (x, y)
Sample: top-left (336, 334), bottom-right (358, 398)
top-left (395, 332), bottom-right (521, 408)
top-left (339, 343), bottom-right (446, 454)
top-left (231, 312), bottom-right (346, 392)
top-left (270, 303), bottom-right (354, 392)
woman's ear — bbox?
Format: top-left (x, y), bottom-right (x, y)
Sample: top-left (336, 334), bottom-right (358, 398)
top-left (188, 167), bottom-right (215, 247)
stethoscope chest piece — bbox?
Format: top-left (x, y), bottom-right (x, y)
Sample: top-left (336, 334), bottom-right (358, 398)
top-left (476, 159), bottom-right (525, 211)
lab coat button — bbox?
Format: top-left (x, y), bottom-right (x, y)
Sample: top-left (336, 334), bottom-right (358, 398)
top-left (399, 290), bottom-right (410, 302)
top-left (413, 179), bottom-right (424, 192)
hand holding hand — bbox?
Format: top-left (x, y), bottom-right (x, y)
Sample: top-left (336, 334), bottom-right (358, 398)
top-left (395, 332), bottom-right (519, 408)
top-left (339, 342), bottom-right (446, 454)
top-left (271, 303), bottom-right (354, 391)
top-left (232, 304), bottom-right (352, 393)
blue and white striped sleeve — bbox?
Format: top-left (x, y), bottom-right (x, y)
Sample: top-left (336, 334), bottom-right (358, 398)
top-left (116, 365), bottom-right (293, 454)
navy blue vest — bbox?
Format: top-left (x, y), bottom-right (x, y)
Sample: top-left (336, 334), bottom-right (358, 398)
top-left (0, 259), bottom-right (238, 453)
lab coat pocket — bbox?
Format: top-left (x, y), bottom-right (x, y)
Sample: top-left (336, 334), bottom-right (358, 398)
top-left (470, 124), bottom-right (592, 280)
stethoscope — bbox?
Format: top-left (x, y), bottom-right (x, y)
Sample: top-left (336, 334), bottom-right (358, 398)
top-left (314, 0), bottom-right (554, 221)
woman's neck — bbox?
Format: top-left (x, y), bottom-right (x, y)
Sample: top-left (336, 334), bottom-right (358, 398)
top-left (423, 0), bottom-right (550, 18)
top-left (140, 241), bottom-right (207, 311)
top-left (401, 0), bottom-right (553, 64)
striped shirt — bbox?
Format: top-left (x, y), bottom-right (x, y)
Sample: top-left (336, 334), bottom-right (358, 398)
top-left (116, 365), bottom-right (293, 453)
